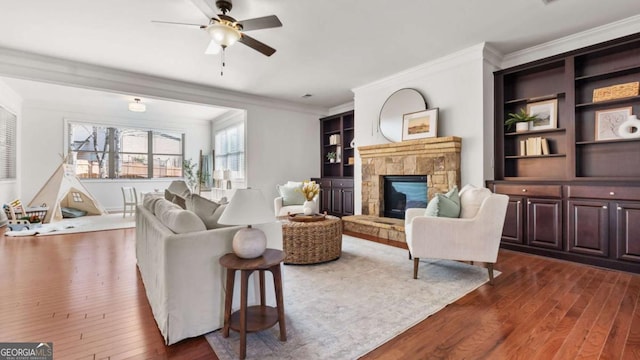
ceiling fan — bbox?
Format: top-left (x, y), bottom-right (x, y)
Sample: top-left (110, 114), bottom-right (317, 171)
top-left (153, 0), bottom-right (282, 57)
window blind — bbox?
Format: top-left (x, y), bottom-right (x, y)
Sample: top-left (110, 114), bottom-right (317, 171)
top-left (0, 106), bottom-right (17, 180)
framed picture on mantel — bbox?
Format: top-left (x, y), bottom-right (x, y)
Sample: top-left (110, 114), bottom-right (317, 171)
top-left (402, 108), bottom-right (438, 141)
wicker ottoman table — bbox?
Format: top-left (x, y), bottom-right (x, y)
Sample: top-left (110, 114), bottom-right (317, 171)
top-left (277, 215), bottom-right (342, 264)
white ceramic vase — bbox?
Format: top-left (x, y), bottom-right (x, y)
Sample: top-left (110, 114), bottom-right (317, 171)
top-left (303, 200), bottom-right (314, 215)
top-left (618, 115), bottom-right (640, 139)
top-left (515, 122), bottom-right (529, 132)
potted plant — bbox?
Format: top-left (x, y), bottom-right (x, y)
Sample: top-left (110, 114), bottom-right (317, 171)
top-left (326, 151), bottom-right (337, 163)
top-left (505, 108), bottom-right (540, 132)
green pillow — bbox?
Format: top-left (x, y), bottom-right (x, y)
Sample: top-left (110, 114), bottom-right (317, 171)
top-left (424, 187), bottom-right (460, 218)
top-left (277, 184), bottom-right (306, 206)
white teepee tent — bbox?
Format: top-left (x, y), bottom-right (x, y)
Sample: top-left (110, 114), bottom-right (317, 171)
top-left (28, 164), bottom-right (108, 223)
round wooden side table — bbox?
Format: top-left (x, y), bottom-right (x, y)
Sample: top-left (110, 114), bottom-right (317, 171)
top-left (219, 249), bottom-right (287, 360)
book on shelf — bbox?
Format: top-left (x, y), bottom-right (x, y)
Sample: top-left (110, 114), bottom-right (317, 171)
top-left (523, 136), bottom-right (549, 156)
top-left (541, 138), bottom-right (550, 155)
top-left (516, 137), bottom-right (550, 157)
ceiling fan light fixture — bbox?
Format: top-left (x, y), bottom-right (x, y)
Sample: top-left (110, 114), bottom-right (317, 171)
top-left (207, 22), bottom-right (241, 48)
top-left (205, 40), bottom-right (222, 54)
top-left (128, 98), bottom-right (146, 113)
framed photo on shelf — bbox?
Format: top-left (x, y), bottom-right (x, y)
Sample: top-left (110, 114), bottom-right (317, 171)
top-left (526, 99), bottom-right (558, 131)
top-left (595, 106), bottom-right (633, 141)
top-left (402, 108), bottom-right (438, 141)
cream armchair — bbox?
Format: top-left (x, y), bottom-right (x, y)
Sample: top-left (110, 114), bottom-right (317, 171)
top-left (404, 185), bottom-right (508, 284)
top-left (274, 196), bottom-right (318, 216)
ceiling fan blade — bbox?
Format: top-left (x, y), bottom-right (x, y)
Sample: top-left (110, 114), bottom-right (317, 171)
top-left (238, 34), bottom-right (276, 56)
top-left (237, 15), bottom-right (282, 31)
top-left (151, 20), bottom-right (207, 28)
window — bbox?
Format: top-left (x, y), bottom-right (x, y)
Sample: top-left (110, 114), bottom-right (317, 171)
top-left (214, 122), bottom-right (245, 180)
top-left (0, 106), bottom-right (17, 180)
top-left (67, 122), bottom-right (184, 179)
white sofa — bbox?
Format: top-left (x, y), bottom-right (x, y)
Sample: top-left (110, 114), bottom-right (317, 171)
top-left (135, 197), bottom-right (283, 345)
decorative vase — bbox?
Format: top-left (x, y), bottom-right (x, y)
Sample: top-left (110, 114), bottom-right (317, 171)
top-left (303, 200), bottom-right (314, 215)
top-left (330, 158), bottom-right (335, 163)
top-left (515, 122), bottom-right (529, 132)
top-left (617, 115), bottom-right (640, 139)
top-left (232, 226), bottom-right (267, 259)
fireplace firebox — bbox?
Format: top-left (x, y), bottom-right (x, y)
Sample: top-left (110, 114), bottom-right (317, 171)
top-left (382, 175), bottom-right (428, 219)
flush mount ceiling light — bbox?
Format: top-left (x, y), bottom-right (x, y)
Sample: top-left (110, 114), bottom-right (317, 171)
top-left (128, 98), bottom-right (146, 113)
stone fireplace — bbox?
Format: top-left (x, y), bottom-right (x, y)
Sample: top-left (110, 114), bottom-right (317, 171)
top-left (359, 136), bottom-right (461, 216)
top-left (342, 137), bottom-right (461, 245)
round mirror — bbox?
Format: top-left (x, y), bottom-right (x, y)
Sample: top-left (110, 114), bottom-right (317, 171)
top-left (379, 88), bottom-right (426, 142)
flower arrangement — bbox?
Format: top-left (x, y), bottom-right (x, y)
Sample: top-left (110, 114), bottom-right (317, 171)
top-left (300, 180), bottom-right (320, 201)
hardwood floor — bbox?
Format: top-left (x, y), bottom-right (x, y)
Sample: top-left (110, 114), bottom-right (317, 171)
top-left (1, 228), bottom-right (639, 359)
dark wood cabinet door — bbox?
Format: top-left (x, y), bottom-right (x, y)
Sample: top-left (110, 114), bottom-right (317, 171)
top-left (319, 187), bottom-right (331, 213)
top-left (502, 196), bottom-right (524, 244)
top-left (331, 188), bottom-right (343, 214)
top-left (567, 200), bottom-right (609, 257)
top-left (342, 187), bottom-right (354, 215)
top-left (616, 201), bottom-right (640, 263)
top-left (527, 198), bottom-right (563, 250)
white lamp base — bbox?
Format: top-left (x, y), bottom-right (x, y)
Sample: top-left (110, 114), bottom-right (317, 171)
top-left (232, 226), bottom-right (267, 259)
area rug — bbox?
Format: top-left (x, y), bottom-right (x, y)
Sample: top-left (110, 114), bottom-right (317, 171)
top-left (5, 213), bottom-right (135, 237)
top-left (205, 235), bottom-right (499, 359)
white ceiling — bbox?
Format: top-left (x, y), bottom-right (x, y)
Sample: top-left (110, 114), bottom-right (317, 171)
top-left (1, 0), bottom-right (639, 109)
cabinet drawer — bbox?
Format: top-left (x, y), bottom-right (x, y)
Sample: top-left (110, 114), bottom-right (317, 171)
top-left (568, 185), bottom-right (640, 201)
top-left (317, 179), bottom-right (332, 188)
top-left (332, 179), bottom-right (354, 188)
top-left (494, 184), bottom-right (562, 198)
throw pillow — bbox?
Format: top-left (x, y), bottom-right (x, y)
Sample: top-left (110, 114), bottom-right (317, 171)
top-left (143, 194), bottom-right (163, 212)
top-left (61, 207), bottom-right (87, 218)
top-left (459, 185), bottom-right (492, 219)
top-left (277, 184), bottom-right (306, 206)
top-left (167, 180), bottom-right (191, 198)
top-left (424, 187), bottom-right (460, 218)
top-left (186, 194), bottom-right (229, 229)
top-left (172, 194), bottom-right (187, 209)
top-left (160, 209), bottom-right (206, 234)
top-left (154, 198), bottom-right (182, 218)
top-left (164, 189), bottom-right (175, 202)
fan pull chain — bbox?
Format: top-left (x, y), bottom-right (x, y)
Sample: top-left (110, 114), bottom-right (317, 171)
top-left (220, 48), bottom-right (226, 76)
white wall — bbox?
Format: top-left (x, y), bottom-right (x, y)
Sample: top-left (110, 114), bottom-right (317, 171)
top-left (352, 44), bottom-right (492, 215)
top-left (243, 104), bottom-right (320, 206)
top-left (20, 104), bottom-right (211, 212)
top-left (0, 79), bottom-right (22, 204)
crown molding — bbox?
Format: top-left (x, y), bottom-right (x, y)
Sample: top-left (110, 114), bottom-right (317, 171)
top-left (0, 46), bottom-right (328, 116)
top-left (212, 108), bottom-right (245, 124)
top-left (352, 43), bottom-right (488, 95)
top-left (482, 43), bottom-right (503, 69)
top-left (328, 101), bottom-right (354, 115)
top-left (501, 15), bottom-right (640, 69)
